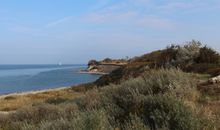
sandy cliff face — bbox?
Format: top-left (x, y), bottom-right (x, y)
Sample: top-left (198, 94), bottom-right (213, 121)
top-left (88, 64), bottom-right (121, 73)
top-left (86, 59), bottom-right (127, 74)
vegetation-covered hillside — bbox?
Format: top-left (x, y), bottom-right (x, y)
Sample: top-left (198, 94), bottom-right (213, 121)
top-left (0, 40), bottom-right (219, 130)
top-left (95, 40), bottom-right (220, 86)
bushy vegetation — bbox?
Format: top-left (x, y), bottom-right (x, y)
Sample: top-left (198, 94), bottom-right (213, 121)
top-left (1, 69), bottom-right (215, 130)
top-left (195, 46), bottom-right (220, 64)
top-left (96, 69), bottom-right (201, 129)
top-left (95, 40), bottom-right (220, 86)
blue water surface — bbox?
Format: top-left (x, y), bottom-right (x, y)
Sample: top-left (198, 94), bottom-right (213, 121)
top-left (0, 65), bottom-right (100, 94)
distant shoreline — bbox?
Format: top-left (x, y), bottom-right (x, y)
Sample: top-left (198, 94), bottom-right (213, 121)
top-left (78, 70), bottom-right (109, 75)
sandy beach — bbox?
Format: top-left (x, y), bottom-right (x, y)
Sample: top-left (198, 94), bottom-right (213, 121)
top-left (0, 86), bottom-right (70, 99)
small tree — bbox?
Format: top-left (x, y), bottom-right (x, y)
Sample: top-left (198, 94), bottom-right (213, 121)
top-left (176, 40), bottom-right (201, 65)
top-left (195, 46), bottom-right (220, 64)
top-left (103, 58), bottom-right (112, 63)
top-left (88, 60), bottom-right (99, 66)
top-left (157, 44), bottom-right (179, 67)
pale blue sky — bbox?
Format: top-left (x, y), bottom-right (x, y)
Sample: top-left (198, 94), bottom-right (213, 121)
top-left (0, 0), bottom-right (220, 64)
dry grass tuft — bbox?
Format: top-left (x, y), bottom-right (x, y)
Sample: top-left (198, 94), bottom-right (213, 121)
top-left (0, 88), bottom-right (82, 111)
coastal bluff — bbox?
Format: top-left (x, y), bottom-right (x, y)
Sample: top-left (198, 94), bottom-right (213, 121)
top-left (81, 58), bottom-right (128, 74)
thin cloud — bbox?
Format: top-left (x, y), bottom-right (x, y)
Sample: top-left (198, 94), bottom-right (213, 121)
top-left (81, 0), bottom-right (174, 29)
top-left (136, 16), bottom-right (174, 29)
top-left (45, 16), bottom-right (73, 28)
top-left (83, 11), bottom-right (174, 29)
top-left (10, 26), bottom-right (41, 33)
top-left (156, 0), bottom-right (220, 14)
top-left (84, 11), bottom-right (137, 24)
top-left (157, 2), bottom-right (195, 11)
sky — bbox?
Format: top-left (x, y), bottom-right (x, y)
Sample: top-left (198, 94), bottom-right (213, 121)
top-left (0, 0), bottom-right (220, 64)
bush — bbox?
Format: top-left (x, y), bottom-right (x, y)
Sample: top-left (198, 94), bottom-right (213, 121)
top-left (123, 115), bottom-right (150, 130)
top-left (195, 46), bottom-right (220, 64)
top-left (95, 67), bottom-right (124, 86)
top-left (76, 89), bottom-right (101, 110)
top-left (176, 40), bottom-right (201, 65)
top-left (143, 96), bottom-right (200, 130)
top-left (98, 69), bottom-right (199, 129)
top-left (45, 97), bottom-right (68, 105)
top-left (142, 69), bottom-right (197, 99)
top-left (157, 40), bottom-right (201, 68)
top-left (4, 96), bottom-right (16, 100)
top-left (103, 58), bottom-right (112, 63)
top-left (8, 104), bottom-right (61, 124)
top-left (16, 110), bottom-right (113, 130)
top-left (156, 44), bottom-right (179, 67)
top-left (183, 63), bottom-right (220, 76)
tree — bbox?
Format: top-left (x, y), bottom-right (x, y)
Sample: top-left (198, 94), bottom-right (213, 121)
top-left (103, 58), bottom-right (112, 63)
top-left (88, 60), bottom-right (99, 66)
top-left (195, 46), bottom-right (220, 64)
top-left (176, 40), bottom-right (201, 65)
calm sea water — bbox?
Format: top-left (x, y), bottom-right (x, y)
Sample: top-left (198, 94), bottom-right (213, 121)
top-left (0, 65), bottom-right (101, 94)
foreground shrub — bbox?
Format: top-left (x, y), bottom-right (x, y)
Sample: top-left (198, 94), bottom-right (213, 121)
top-left (45, 97), bottom-right (68, 105)
top-left (98, 69), bottom-right (200, 129)
top-left (11, 110), bottom-right (113, 130)
top-left (76, 89), bottom-right (101, 110)
top-left (141, 69), bottom-right (196, 99)
top-left (143, 96), bottom-right (200, 130)
top-left (8, 104), bottom-right (61, 124)
top-left (101, 69), bottom-right (196, 104)
top-left (123, 115), bottom-right (150, 130)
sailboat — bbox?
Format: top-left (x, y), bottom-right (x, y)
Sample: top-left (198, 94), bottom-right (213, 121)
top-left (58, 62), bottom-right (63, 66)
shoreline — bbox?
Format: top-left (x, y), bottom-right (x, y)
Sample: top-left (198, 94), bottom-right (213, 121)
top-left (78, 70), bottom-right (109, 75)
top-left (0, 69), bottom-right (104, 99)
top-left (0, 86), bottom-right (69, 99)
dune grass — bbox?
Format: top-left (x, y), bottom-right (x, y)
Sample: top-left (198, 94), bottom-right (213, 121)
top-left (0, 88), bottom-right (82, 112)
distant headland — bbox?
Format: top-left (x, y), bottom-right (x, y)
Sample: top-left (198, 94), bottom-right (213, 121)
top-left (79, 58), bottom-right (128, 75)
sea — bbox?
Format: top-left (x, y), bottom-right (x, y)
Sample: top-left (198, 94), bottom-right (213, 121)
top-left (0, 64), bottom-right (101, 94)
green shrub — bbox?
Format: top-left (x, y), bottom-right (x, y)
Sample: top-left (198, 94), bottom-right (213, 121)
top-left (45, 97), bottom-right (68, 105)
top-left (143, 96), bottom-right (200, 130)
top-left (95, 67), bottom-right (124, 86)
top-left (18, 110), bottom-right (113, 130)
top-left (141, 69), bottom-right (196, 99)
top-left (156, 44), bottom-right (179, 68)
top-left (123, 115), bottom-right (150, 130)
top-left (9, 104), bottom-right (61, 124)
top-left (183, 63), bottom-right (220, 76)
top-left (4, 96), bottom-right (16, 100)
top-left (176, 40), bottom-right (201, 65)
top-left (195, 46), bottom-right (220, 64)
top-left (98, 69), bottom-right (199, 129)
top-left (0, 113), bottom-right (10, 129)
top-left (156, 40), bottom-right (202, 68)
top-left (76, 89), bottom-right (101, 110)
top-left (71, 83), bottom-right (95, 92)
